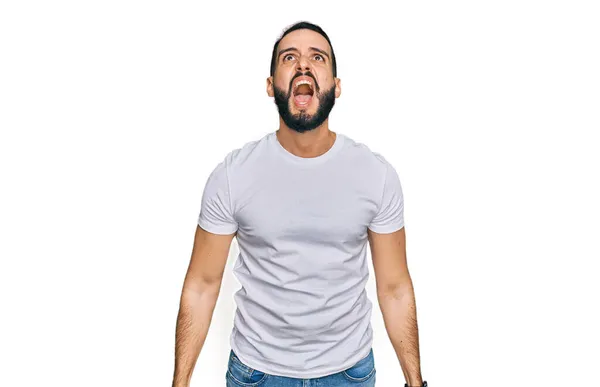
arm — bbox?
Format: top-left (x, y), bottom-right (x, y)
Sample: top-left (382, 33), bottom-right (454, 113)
top-left (368, 226), bottom-right (423, 386)
top-left (172, 225), bottom-right (236, 387)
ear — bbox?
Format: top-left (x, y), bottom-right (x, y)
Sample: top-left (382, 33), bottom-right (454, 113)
top-left (334, 77), bottom-right (341, 98)
top-left (266, 76), bottom-right (274, 97)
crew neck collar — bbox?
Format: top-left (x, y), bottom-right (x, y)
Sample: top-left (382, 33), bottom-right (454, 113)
top-left (270, 130), bottom-right (345, 166)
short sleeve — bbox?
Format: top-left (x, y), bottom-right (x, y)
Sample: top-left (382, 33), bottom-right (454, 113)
top-left (197, 159), bottom-right (238, 235)
top-left (368, 161), bottom-right (405, 234)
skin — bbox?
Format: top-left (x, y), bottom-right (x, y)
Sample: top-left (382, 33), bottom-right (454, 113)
top-left (368, 227), bottom-right (423, 386)
top-left (172, 28), bottom-right (423, 387)
top-left (266, 29), bottom-right (341, 158)
top-left (172, 227), bottom-right (236, 387)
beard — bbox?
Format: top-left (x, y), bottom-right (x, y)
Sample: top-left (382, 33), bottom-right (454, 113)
top-left (273, 82), bottom-right (336, 134)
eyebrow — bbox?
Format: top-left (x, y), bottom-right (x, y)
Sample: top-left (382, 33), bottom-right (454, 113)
top-left (278, 46), bottom-right (330, 61)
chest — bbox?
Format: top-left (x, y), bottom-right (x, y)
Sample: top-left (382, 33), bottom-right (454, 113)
top-left (234, 169), bottom-right (379, 245)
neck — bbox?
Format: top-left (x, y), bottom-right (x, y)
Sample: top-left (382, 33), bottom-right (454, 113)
top-left (276, 118), bottom-right (336, 158)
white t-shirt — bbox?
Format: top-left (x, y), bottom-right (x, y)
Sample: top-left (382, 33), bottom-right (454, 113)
top-left (198, 130), bottom-right (404, 379)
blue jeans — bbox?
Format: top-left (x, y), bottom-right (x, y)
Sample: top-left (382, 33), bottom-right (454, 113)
top-left (225, 348), bottom-right (376, 386)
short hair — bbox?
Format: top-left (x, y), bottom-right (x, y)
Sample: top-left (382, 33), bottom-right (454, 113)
top-left (270, 21), bottom-right (337, 78)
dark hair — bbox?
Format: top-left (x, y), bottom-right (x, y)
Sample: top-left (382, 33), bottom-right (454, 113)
top-left (270, 21), bottom-right (337, 78)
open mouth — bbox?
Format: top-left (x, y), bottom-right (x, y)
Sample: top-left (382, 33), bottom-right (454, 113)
top-left (292, 79), bottom-right (315, 108)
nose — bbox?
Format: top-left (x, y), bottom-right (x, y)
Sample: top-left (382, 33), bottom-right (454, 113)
top-left (296, 55), bottom-right (312, 72)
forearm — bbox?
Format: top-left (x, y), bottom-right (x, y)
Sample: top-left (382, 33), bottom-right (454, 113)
top-left (378, 282), bottom-right (422, 386)
top-left (172, 285), bottom-right (220, 387)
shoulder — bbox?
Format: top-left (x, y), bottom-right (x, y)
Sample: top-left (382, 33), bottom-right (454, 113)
top-left (339, 133), bottom-right (394, 174)
top-left (217, 132), bottom-right (271, 170)
top-left (202, 134), bottom-right (269, 204)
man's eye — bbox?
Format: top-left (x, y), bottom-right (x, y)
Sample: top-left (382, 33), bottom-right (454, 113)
top-left (314, 54), bottom-right (324, 61)
top-left (283, 54), bottom-right (294, 61)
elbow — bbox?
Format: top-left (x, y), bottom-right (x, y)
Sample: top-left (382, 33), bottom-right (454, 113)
top-left (377, 280), bottom-right (414, 300)
top-left (182, 275), bottom-right (222, 298)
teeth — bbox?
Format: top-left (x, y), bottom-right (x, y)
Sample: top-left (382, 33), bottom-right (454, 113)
top-left (294, 79), bottom-right (312, 88)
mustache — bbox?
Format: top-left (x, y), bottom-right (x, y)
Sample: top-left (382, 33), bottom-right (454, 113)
top-left (289, 71), bottom-right (319, 93)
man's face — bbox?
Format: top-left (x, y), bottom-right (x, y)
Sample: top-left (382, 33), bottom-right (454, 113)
top-left (267, 29), bottom-right (341, 133)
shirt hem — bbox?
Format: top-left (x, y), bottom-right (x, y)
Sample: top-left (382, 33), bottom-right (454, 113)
top-left (230, 334), bottom-right (373, 379)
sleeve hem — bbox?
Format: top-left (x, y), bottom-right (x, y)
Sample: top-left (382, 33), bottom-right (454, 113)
top-left (198, 218), bottom-right (238, 235)
top-left (367, 222), bottom-right (404, 234)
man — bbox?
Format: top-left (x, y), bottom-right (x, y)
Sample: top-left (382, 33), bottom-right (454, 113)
top-left (173, 21), bottom-right (426, 387)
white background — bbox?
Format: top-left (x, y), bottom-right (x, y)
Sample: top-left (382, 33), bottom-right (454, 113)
top-left (1, 1), bottom-right (599, 386)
